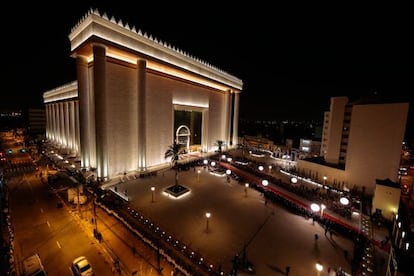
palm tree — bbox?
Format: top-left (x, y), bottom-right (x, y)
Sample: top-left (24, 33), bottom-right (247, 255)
top-left (165, 142), bottom-right (185, 185)
top-left (215, 139), bottom-right (225, 153)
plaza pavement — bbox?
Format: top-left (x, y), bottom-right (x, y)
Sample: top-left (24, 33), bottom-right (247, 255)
top-left (44, 145), bottom-right (390, 275)
top-left (102, 163), bottom-right (379, 276)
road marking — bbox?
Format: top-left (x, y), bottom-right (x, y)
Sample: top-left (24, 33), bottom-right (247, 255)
top-left (56, 241), bottom-right (61, 248)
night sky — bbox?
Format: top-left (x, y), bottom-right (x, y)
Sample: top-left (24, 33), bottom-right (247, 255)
top-left (3, 2), bottom-right (413, 137)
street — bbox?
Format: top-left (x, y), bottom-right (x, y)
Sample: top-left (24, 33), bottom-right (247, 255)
top-left (7, 167), bottom-right (115, 275)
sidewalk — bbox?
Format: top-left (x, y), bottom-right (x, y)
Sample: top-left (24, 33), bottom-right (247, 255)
top-left (53, 181), bottom-right (176, 276)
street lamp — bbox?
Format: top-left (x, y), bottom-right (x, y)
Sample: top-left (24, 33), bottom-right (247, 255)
top-left (245, 183), bottom-right (249, 197)
top-left (151, 186), bottom-right (155, 203)
top-left (291, 177), bottom-right (298, 184)
top-left (356, 198), bottom-right (362, 235)
top-left (339, 196), bottom-right (349, 206)
top-left (320, 204), bottom-right (326, 218)
top-left (258, 165), bottom-right (264, 171)
top-left (323, 176), bottom-right (327, 186)
top-left (262, 179), bottom-right (268, 187)
top-left (93, 194), bottom-right (103, 242)
top-left (340, 196), bottom-right (362, 234)
top-left (310, 203), bottom-right (320, 224)
top-left (205, 212), bottom-right (211, 232)
top-left (226, 169), bottom-right (231, 182)
top-left (93, 198), bottom-right (98, 232)
top-left (310, 203), bottom-right (320, 213)
top-left (315, 261), bottom-right (323, 276)
top-left (197, 170), bottom-right (201, 183)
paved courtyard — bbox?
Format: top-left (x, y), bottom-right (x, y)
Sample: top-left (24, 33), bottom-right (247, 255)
top-left (109, 165), bottom-right (354, 275)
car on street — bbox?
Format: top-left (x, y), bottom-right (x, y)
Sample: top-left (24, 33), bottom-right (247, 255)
top-left (71, 256), bottom-right (93, 276)
top-left (22, 253), bottom-right (46, 276)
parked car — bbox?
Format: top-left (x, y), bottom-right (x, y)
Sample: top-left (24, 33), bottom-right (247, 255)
top-left (71, 256), bottom-right (93, 276)
top-left (22, 253), bottom-right (46, 276)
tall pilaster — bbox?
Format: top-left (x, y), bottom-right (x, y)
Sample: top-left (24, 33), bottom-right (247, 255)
top-left (137, 59), bottom-right (147, 171)
top-left (45, 104), bottom-right (50, 140)
top-left (59, 102), bottom-right (65, 147)
top-left (226, 91), bottom-right (232, 146)
top-left (77, 55), bottom-right (91, 169)
top-left (64, 101), bottom-right (70, 150)
top-left (93, 44), bottom-right (108, 180)
top-left (74, 100), bottom-right (80, 154)
top-left (48, 104), bottom-right (53, 141)
top-left (69, 101), bottom-right (76, 153)
top-left (202, 109), bottom-right (209, 152)
top-left (52, 103), bottom-right (58, 144)
top-left (232, 92), bottom-right (240, 146)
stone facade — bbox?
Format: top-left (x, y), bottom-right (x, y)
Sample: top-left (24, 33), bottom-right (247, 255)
top-left (44, 9), bottom-right (243, 181)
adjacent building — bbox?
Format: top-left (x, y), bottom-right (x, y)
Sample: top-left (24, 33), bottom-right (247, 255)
top-left (26, 108), bottom-right (46, 139)
top-left (43, 9), bottom-right (243, 181)
top-left (297, 96), bottom-right (409, 220)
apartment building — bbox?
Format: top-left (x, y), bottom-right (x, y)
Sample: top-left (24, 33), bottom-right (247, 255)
top-left (298, 96), bottom-right (409, 220)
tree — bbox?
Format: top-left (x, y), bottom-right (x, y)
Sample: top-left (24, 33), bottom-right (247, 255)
top-left (215, 139), bottom-right (225, 153)
top-left (164, 142), bottom-right (185, 185)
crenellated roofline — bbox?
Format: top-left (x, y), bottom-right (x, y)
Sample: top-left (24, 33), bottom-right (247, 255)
top-left (43, 81), bottom-right (78, 103)
top-left (69, 8), bottom-right (243, 91)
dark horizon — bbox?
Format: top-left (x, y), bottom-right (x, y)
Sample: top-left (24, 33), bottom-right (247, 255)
top-left (2, 2), bottom-right (413, 139)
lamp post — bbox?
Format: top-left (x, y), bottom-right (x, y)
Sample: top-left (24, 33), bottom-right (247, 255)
top-left (226, 169), bottom-right (231, 183)
top-left (92, 195), bottom-right (102, 242)
top-left (394, 221), bottom-right (402, 245)
top-left (310, 203), bottom-right (320, 224)
top-left (197, 169), bottom-right (201, 183)
top-left (77, 184), bottom-right (80, 217)
top-left (315, 261), bottom-right (323, 276)
top-left (205, 212), bottom-right (211, 232)
top-left (320, 204), bottom-right (326, 218)
top-left (262, 179), bottom-right (269, 187)
top-left (357, 198), bottom-right (362, 235)
top-left (323, 176), bottom-right (327, 186)
top-left (340, 196), bottom-right (362, 235)
top-left (93, 198), bottom-right (98, 232)
top-left (245, 183), bottom-right (249, 197)
top-left (311, 203), bottom-right (320, 213)
top-left (151, 186), bottom-right (155, 203)
top-left (339, 196), bottom-right (349, 206)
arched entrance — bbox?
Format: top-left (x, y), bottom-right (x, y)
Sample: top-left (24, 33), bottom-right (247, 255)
top-left (174, 108), bottom-right (203, 152)
top-left (176, 125), bottom-right (190, 152)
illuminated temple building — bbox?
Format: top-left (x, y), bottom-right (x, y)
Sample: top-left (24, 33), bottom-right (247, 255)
top-left (43, 9), bottom-right (243, 181)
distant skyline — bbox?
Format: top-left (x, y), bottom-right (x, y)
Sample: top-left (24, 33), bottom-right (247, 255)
top-left (3, 2), bottom-right (413, 137)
